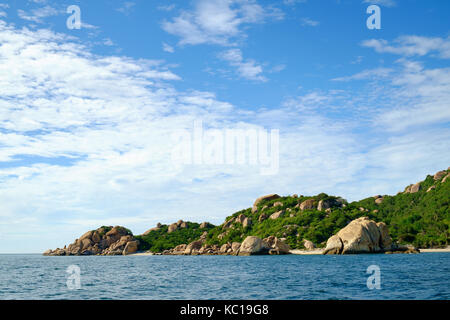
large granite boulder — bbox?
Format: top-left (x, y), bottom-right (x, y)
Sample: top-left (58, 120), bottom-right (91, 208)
top-left (252, 194), bottom-right (280, 213)
top-left (434, 170), bottom-right (447, 180)
top-left (405, 182), bottom-right (421, 193)
top-left (323, 217), bottom-right (394, 255)
top-left (238, 236), bottom-right (270, 256)
top-left (299, 199), bottom-right (316, 211)
top-left (269, 210), bottom-right (283, 220)
top-left (184, 240), bottom-right (203, 255)
top-left (263, 236), bottom-right (291, 255)
top-left (123, 240), bottom-right (139, 255)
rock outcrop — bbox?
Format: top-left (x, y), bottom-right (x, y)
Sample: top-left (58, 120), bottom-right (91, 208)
top-left (323, 217), bottom-right (419, 255)
top-left (252, 194), bottom-right (280, 213)
top-left (263, 236), bottom-right (291, 255)
top-left (434, 171), bottom-right (447, 180)
top-left (405, 182), bottom-right (421, 193)
top-left (299, 199), bottom-right (315, 210)
top-left (44, 226), bottom-right (139, 256)
top-left (238, 236), bottom-right (270, 256)
top-left (324, 217), bottom-right (389, 254)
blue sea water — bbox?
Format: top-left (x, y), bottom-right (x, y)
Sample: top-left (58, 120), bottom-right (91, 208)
top-left (0, 253), bottom-right (449, 300)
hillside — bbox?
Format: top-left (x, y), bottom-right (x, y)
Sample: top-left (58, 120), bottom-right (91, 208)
top-left (44, 167), bottom-right (450, 255)
top-left (137, 167), bottom-right (449, 252)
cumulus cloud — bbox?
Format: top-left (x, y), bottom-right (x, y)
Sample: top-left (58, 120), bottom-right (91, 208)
top-left (17, 5), bottom-right (61, 23)
top-left (362, 35), bottom-right (450, 59)
top-left (219, 48), bottom-right (266, 81)
top-left (301, 17), bottom-right (319, 27)
top-left (162, 0), bottom-right (282, 46)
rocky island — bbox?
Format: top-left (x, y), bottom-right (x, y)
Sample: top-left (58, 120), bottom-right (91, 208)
top-left (44, 167), bottom-right (450, 256)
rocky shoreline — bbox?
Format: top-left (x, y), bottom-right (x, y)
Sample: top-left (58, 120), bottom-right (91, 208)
top-left (43, 216), bottom-right (420, 256)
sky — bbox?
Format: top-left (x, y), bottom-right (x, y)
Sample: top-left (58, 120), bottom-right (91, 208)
top-left (0, 0), bottom-right (449, 253)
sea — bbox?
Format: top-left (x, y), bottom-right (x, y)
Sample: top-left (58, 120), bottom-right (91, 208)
top-left (0, 253), bottom-right (449, 300)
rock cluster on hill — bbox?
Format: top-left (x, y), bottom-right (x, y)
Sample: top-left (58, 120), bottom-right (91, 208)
top-left (323, 217), bottom-right (419, 254)
top-left (158, 235), bottom-right (290, 256)
top-left (43, 226), bottom-right (139, 256)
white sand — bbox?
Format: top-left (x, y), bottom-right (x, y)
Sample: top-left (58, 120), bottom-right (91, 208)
top-left (289, 249), bottom-right (324, 255)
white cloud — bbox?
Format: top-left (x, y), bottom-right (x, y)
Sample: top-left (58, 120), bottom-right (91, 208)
top-left (163, 42), bottom-right (175, 53)
top-left (162, 0), bottom-right (281, 46)
top-left (301, 17), bottom-right (319, 27)
top-left (17, 5), bottom-right (60, 23)
top-left (332, 67), bottom-right (393, 81)
top-left (158, 4), bottom-right (176, 12)
top-left (219, 48), bottom-right (266, 81)
top-left (116, 1), bottom-right (136, 15)
top-left (362, 36), bottom-right (450, 59)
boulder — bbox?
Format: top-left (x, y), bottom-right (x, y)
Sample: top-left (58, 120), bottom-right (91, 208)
top-left (238, 236), bottom-right (269, 256)
top-left (243, 217), bottom-right (252, 228)
top-left (375, 197), bottom-right (384, 204)
top-left (299, 199), bottom-right (315, 211)
top-left (184, 240), bottom-right (203, 255)
top-left (168, 223), bottom-right (178, 233)
top-left (222, 218), bottom-right (234, 229)
top-left (405, 182), bottom-right (421, 193)
top-left (317, 200), bottom-right (330, 211)
top-left (258, 213), bottom-right (268, 222)
top-left (376, 222), bottom-right (392, 250)
top-left (220, 243), bottom-right (231, 254)
top-left (323, 235), bottom-right (343, 255)
top-left (91, 231), bottom-right (101, 243)
top-left (434, 170), bottom-right (447, 180)
top-left (80, 231), bottom-right (93, 241)
top-left (173, 244), bottom-right (187, 254)
top-left (179, 222), bottom-right (188, 229)
top-left (273, 201), bottom-right (283, 208)
top-left (303, 239), bottom-right (316, 250)
top-left (270, 210), bottom-right (283, 220)
top-left (443, 174), bottom-right (450, 183)
top-left (123, 240), bottom-right (139, 255)
top-left (199, 222), bottom-right (209, 229)
top-left (427, 185), bottom-right (436, 192)
top-left (231, 242), bottom-right (241, 253)
top-left (263, 236), bottom-right (291, 255)
top-left (235, 214), bottom-right (246, 224)
top-left (80, 238), bottom-right (92, 250)
top-left (323, 217), bottom-right (396, 255)
top-left (252, 194), bottom-right (280, 213)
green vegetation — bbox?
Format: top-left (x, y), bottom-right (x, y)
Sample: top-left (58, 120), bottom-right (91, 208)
top-left (135, 222), bottom-right (213, 252)
top-left (136, 169), bottom-right (450, 252)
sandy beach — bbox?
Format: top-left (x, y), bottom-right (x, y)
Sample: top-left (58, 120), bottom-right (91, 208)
top-left (419, 246), bottom-right (450, 253)
top-left (289, 249), bottom-right (324, 255)
top-left (128, 247), bottom-right (450, 256)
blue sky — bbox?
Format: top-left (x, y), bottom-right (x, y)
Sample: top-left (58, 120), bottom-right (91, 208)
top-left (0, 0), bottom-right (449, 253)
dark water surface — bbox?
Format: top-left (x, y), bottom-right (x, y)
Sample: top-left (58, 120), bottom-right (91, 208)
top-left (0, 253), bottom-right (449, 300)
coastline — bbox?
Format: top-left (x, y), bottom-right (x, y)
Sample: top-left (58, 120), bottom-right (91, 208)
top-left (419, 246), bottom-right (450, 253)
top-left (127, 246), bottom-right (450, 256)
